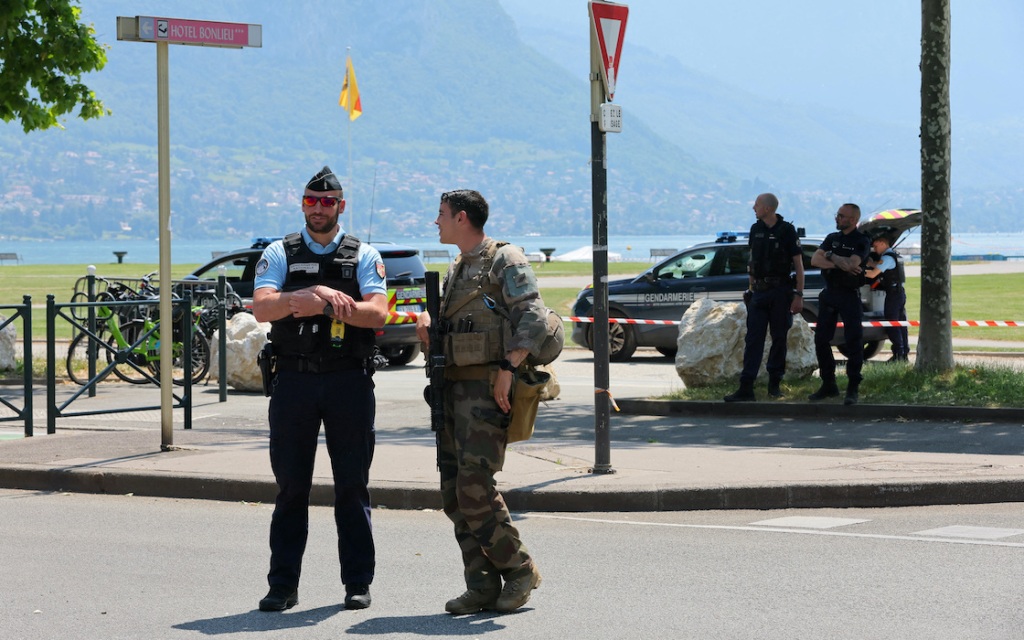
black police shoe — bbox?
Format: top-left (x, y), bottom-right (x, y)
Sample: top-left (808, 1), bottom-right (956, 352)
top-left (259, 585), bottom-right (298, 612)
top-left (723, 385), bottom-right (756, 402)
top-left (767, 379), bottom-right (784, 398)
top-left (844, 386), bottom-right (860, 406)
top-left (345, 583), bottom-right (371, 610)
top-left (808, 383), bottom-right (840, 401)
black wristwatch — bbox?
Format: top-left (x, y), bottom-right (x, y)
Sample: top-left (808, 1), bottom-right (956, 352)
top-left (825, 250), bottom-right (834, 260)
top-left (498, 358), bottom-right (517, 372)
top-left (793, 291), bottom-right (803, 297)
top-left (323, 302), bottom-right (334, 317)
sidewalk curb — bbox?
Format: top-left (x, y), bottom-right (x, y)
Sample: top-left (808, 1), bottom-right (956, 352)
top-left (617, 399), bottom-right (1024, 423)
top-left (3, 464), bottom-right (1024, 512)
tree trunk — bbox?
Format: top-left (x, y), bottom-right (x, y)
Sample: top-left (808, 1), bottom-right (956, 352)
top-left (917, 0), bottom-right (954, 372)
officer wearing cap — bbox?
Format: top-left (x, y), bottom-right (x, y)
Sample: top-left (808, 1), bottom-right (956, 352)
top-left (724, 193), bottom-right (804, 401)
top-left (809, 202), bottom-right (871, 405)
top-left (865, 234), bottom-right (909, 361)
top-left (252, 166), bottom-right (388, 612)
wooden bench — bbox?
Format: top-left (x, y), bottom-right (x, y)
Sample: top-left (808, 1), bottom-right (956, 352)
top-left (422, 250), bottom-right (451, 262)
top-left (0, 252), bottom-right (21, 265)
top-left (649, 248), bottom-right (677, 260)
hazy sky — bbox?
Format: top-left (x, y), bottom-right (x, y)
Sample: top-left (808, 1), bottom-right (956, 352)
top-left (498, 0), bottom-right (1024, 126)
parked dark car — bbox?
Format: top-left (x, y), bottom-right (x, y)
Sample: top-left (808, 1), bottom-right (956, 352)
top-left (570, 232), bottom-right (889, 362)
top-left (188, 238), bottom-right (427, 366)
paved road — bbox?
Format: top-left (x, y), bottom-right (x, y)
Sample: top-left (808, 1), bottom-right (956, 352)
top-left (3, 490), bottom-right (1021, 640)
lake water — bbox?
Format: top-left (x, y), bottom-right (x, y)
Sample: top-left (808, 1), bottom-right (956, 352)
top-left (2, 232), bottom-right (1023, 266)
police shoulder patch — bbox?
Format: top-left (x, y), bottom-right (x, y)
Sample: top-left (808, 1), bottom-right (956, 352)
top-left (255, 258), bottom-right (270, 276)
top-left (375, 260), bottom-right (386, 280)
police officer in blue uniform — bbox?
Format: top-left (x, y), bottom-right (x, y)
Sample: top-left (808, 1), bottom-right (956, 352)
top-left (865, 234), bottom-right (909, 361)
top-left (253, 166), bottom-right (388, 612)
top-left (724, 193), bottom-right (804, 401)
top-left (809, 203), bottom-right (871, 405)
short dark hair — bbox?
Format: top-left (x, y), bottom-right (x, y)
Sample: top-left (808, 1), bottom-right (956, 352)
top-left (842, 203), bottom-right (861, 218)
top-left (441, 190), bottom-right (488, 229)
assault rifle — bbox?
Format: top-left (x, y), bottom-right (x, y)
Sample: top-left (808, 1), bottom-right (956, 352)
top-left (424, 271), bottom-right (446, 432)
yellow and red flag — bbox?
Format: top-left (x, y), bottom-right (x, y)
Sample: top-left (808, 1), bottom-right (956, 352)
top-left (339, 55), bottom-right (362, 121)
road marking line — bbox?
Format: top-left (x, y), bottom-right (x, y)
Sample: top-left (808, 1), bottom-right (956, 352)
top-left (527, 514), bottom-right (1024, 548)
top-left (912, 525), bottom-right (1024, 540)
top-left (749, 516), bottom-right (870, 529)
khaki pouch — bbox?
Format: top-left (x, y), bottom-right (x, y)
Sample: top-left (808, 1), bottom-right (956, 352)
top-left (507, 368), bottom-right (551, 444)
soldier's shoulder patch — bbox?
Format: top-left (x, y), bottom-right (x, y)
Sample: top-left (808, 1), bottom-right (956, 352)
top-left (375, 260), bottom-right (386, 280)
top-left (255, 258), bottom-right (270, 276)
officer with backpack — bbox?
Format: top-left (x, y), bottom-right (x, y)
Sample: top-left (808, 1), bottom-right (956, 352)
top-left (415, 190), bottom-right (551, 615)
top-left (865, 234), bottom-right (909, 361)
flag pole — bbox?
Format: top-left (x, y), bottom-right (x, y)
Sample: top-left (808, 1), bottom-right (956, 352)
top-left (346, 46), bottom-right (354, 236)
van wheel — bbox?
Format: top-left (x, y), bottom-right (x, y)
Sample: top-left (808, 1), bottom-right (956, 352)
top-left (381, 344), bottom-right (421, 367)
top-left (838, 340), bottom-right (883, 361)
top-left (588, 312), bottom-right (637, 362)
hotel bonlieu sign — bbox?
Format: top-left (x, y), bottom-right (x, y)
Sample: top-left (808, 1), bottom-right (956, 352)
top-left (117, 16), bottom-right (262, 48)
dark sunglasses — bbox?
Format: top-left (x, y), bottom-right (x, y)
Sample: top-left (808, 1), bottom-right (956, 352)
top-left (302, 195), bottom-right (341, 207)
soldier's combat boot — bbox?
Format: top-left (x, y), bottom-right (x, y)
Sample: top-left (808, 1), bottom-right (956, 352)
top-left (445, 587), bottom-right (500, 615)
top-left (808, 380), bottom-right (840, 401)
top-left (723, 381), bottom-right (756, 403)
top-left (494, 565), bottom-right (542, 613)
top-left (767, 377), bottom-right (784, 398)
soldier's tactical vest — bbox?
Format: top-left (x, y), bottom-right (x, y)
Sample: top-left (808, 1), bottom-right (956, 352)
top-left (876, 249), bottom-right (905, 291)
top-left (441, 239), bottom-right (507, 369)
top-left (749, 218), bottom-right (797, 279)
top-left (268, 232), bottom-right (375, 360)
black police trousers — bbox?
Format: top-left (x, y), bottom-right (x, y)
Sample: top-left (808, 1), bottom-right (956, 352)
top-left (740, 286), bottom-right (794, 383)
top-left (813, 287), bottom-right (864, 385)
top-left (882, 287), bottom-right (909, 356)
top-left (267, 368), bottom-right (376, 589)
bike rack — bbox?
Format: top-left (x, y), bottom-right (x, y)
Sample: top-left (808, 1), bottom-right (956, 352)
top-left (0, 296), bottom-right (33, 436)
top-left (46, 291), bottom-right (194, 435)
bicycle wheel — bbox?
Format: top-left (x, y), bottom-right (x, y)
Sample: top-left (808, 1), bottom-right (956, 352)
top-left (108, 320), bottom-right (152, 384)
top-left (150, 330), bottom-right (211, 385)
top-left (66, 330), bottom-right (112, 386)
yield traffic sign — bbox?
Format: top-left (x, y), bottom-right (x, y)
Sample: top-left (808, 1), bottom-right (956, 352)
top-left (589, 1), bottom-right (629, 101)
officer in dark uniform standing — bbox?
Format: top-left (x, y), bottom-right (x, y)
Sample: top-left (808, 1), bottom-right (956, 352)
top-left (725, 193), bottom-right (804, 401)
top-left (865, 234), bottom-right (910, 361)
top-left (809, 203), bottom-right (871, 405)
top-left (252, 166), bottom-right (388, 612)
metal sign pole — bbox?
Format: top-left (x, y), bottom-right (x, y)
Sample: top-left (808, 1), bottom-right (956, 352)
top-left (157, 40), bottom-right (174, 448)
top-left (589, 8), bottom-right (613, 475)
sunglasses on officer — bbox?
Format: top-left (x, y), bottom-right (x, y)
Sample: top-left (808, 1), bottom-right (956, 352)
top-left (302, 195), bottom-right (341, 207)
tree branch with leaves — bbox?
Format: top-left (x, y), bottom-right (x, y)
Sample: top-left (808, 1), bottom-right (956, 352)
top-left (0, 0), bottom-right (109, 132)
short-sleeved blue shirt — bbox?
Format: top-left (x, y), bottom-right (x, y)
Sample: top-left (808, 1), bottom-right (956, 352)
top-left (253, 227), bottom-right (387, 297)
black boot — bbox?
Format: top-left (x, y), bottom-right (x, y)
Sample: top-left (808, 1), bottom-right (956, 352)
top-left (844, 383), bottom-right (860, 406)
top-left (808, 380), bottom-right (840, 401)
top-left (767, 377), bottom-right (783, 398)
top-left (724, 381), bottom-right (756, 402)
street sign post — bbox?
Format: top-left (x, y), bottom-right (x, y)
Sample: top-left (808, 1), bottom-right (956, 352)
top-left (117, 17), bottom-right (261, 448)
top-left (588, 1), bottom-right (628, 475)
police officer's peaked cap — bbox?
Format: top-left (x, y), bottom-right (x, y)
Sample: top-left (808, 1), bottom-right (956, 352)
top-left (306, 166), bottom-right (343, 193)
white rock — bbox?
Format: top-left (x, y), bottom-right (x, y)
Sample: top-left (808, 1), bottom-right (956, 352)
top-left (674, 298), bottom-right (816, 387)
top-left (208, 313), bottom-right (270, 392)
top-left (0, 315), bottom-right (16, 371)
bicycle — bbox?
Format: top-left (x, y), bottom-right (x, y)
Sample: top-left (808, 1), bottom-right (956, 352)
top-left (66, 278), bottom-right (211, 386)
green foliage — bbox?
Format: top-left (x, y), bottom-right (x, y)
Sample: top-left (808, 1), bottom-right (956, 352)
top-left (0, 0), bottom-right (108, 132)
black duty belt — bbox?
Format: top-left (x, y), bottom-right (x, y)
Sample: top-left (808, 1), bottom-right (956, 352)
top-left (275, 356), bottom-right (366, 373)
top-left (752, 276), bottom-right (791, 292)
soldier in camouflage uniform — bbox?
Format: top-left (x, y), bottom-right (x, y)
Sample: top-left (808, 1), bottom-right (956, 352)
top-left (416, 190), bottom-right (547, 615)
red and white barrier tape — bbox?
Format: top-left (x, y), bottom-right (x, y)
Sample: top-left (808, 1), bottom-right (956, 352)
top-left (387, 311), bottom-right (1023, 329)
top-left (565, 316), bottom-right (1024, 328)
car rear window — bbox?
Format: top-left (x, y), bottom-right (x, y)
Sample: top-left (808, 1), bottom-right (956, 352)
top-left (380, 251), bottom-right (426, 285)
